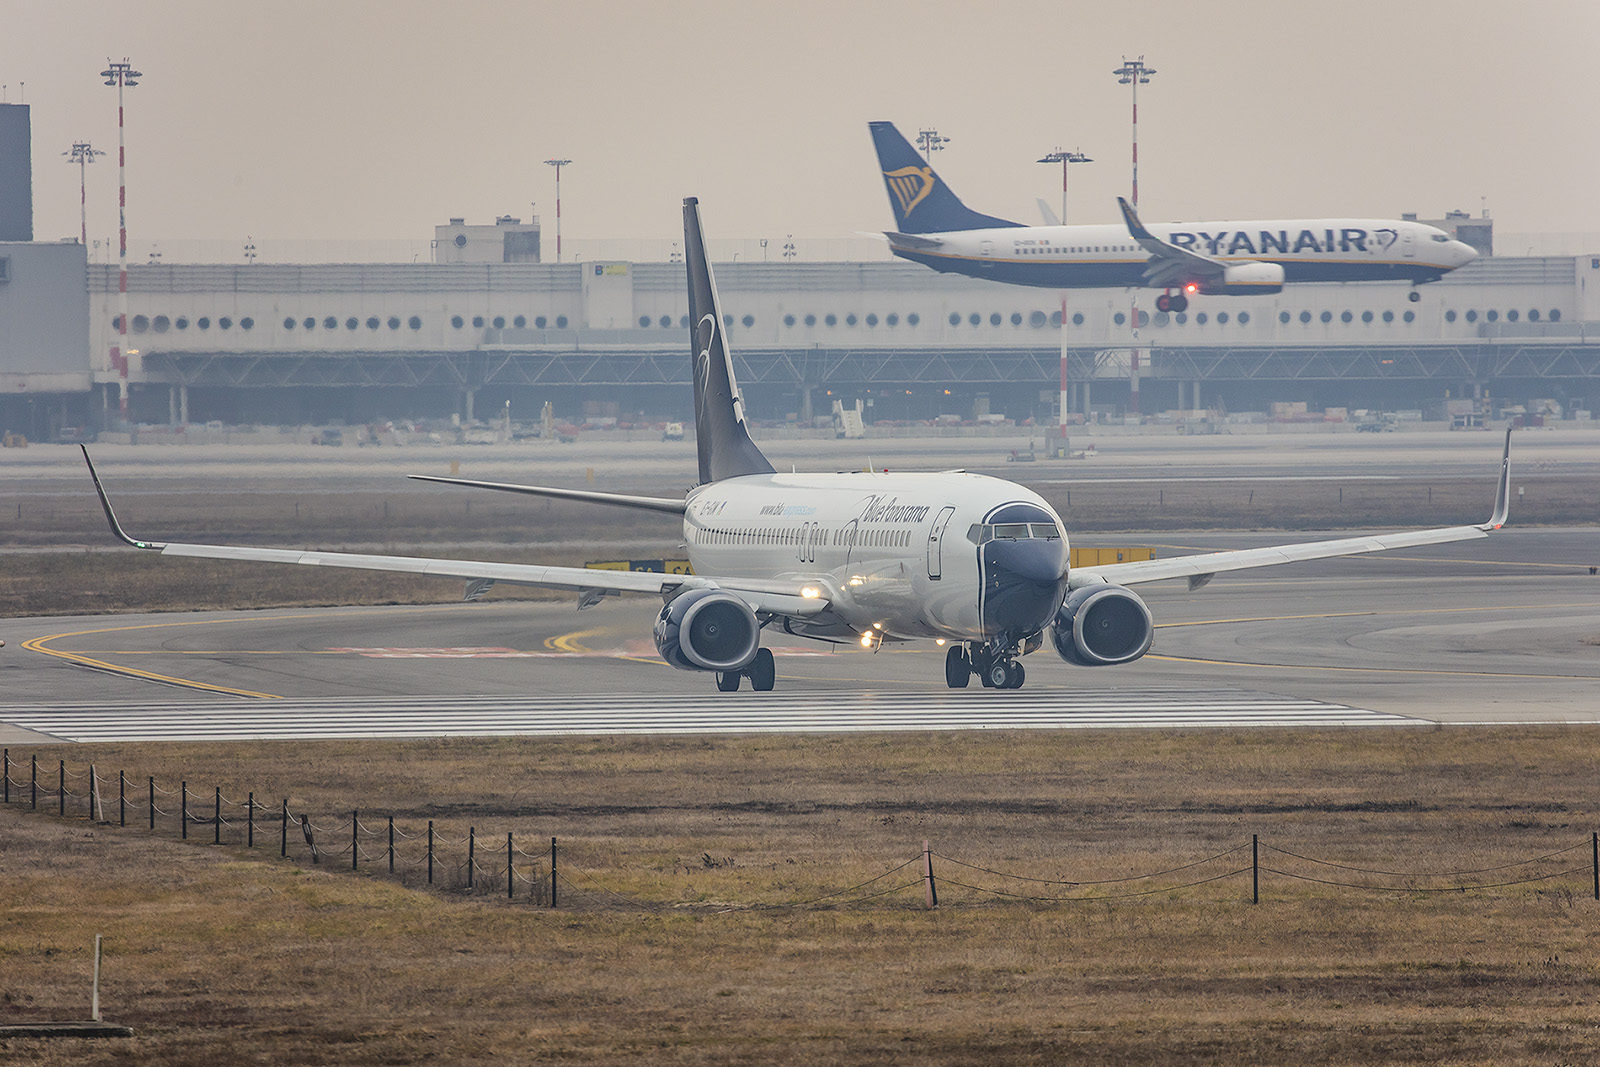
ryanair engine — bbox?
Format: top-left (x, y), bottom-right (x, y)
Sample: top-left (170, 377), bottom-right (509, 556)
top-left (653, 588), bottom-right (761, 673)
top-left (1197, 261), bottom-right (1285, 296)
top-left (1049, 584), bottom-right (1154, 667)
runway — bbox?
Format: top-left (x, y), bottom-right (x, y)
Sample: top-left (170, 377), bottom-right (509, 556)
top-left (1, 524), bottom-right (1595, 743)
top-left (0, 689), bottom-right (1415, 743)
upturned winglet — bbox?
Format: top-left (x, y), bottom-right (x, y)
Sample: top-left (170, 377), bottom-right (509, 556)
top-left (81, 446), bottom-right (166, 550)
top-left (1480, 427), bottom-right (1513, 531)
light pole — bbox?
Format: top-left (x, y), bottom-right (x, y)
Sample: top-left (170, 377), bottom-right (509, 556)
top-left (1112, 56), bottom-right (1155, 208)
top-left (915, 128), bottom-right (949, 161)
top-left (101, 58), bottom-right (141, 421)
top-left (1035, 147), bottom-right (1092, 223)
top-left (63, 142), bottom-right (105, 248)
top-left (544, 159), bottom-right (571, 262)
top-left (782, 235), bottom-right (795, 263)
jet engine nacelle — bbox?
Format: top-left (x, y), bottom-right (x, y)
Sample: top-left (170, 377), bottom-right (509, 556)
top-left (1196, 261), bottom-right (1285, 296)
top-left (653, 588), bottom-right (761, 673)
top-left (1049, 584), bottom-right (1154, 667)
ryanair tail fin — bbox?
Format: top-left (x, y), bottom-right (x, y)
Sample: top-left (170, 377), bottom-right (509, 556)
top-left (868, 121), bottom-right (1021, 234)
top-left (683, 197), bottom-right (776, 486)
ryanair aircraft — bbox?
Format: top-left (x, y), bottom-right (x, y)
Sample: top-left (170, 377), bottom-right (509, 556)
top-left (84, 199), bottom-right (1511, 693)
top-left (870, 121), bottom-right (1478, 312)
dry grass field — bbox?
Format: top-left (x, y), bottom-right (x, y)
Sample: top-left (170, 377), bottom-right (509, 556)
top-left (4, 728), bottom-right (1600, 1064)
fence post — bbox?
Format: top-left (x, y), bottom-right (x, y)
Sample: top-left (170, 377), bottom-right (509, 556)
top-left (214, 787), bottom-right (222, 845)
top-left (923, 839), bottom-right (938, 909)
top-left (32, 755), bottom-right (37, 810)
top-left (1593, 831), bottom-right (1598, 902)
top-left (301, 814), bottom-right (319, 863)
top-left (3, 748), bottom-right (8, 804)
top-left (280, 800), bottom-right (288, 857)
top-left (90, 764), bottom-right (103, 822)
top-left (248, 792), bottom-right (254, 848)
top-left (551, 837), bottom-right (557, 908)
top-left (181, 782), bottom-right (188, 840)
top-left (1252, 834), bottom-right (1260, 905)
top-left (468, 827), bottom-right (476, 890)
top-left (58, 759), bottom-right (65, 817)
top-left (352, 810), bottom-right (359, 871)
top-left (428, 821), bottom-right (435, 886)
top-left (119, 771), bottom-right (126, 828)
top-left (388, 816), bottom-right (395, 875)
top-left (148, 777), bottom-right (154, 830)
top-left (508, 832), bottom-right (514, 899)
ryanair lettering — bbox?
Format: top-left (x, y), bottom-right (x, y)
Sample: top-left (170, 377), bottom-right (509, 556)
top-left (1166, 228), bottom-right (1384, 255)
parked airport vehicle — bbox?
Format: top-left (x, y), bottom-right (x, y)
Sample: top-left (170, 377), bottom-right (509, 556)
top-left (869, 121), bottom-right (1477, 311)
top-left (84, 200), bottom-right (1511, 692)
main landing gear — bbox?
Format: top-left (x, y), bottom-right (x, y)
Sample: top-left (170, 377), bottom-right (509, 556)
top-left (715, 647), bottom-right (776, 692)
top-left (1155, 291), bottom-right (1189, 314)
top-left (945, 643), bottom-right (1025, 690)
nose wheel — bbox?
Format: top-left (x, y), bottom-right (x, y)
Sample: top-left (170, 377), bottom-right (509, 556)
top-left (951, 644), bottom-right (1026, 689)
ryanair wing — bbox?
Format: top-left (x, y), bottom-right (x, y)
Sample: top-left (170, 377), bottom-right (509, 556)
top-left (1117, 195), bottom-right (1226, 289)
top-left (80, 447), bottom-right (829, 618)
top-left (1072, 429), bottom-right (1513, 592)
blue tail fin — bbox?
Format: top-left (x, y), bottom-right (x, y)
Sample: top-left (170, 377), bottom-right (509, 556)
top-left (868, 121), bottom-right (1021, 234)
top-left (683, 197), bottom-right (775, 486)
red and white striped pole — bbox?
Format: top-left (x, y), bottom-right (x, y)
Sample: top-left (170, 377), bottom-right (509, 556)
top-left (1114, 57), bottom-right (1154, 416)
top-left (64, 142), bottom-right (103, 250)
top-left (101, 60), bottom-right (141, 421)
top-left (544, 158), bottom-right (571, 263)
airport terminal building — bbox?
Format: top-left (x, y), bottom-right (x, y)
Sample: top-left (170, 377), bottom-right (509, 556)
top-left (3, 99), bottom-right (1597, 439)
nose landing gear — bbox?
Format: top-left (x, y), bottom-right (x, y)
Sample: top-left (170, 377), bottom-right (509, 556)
top-left (947, 642), bottom-right (1026, 689)
top-left (1155, 291), bottom-right (1189, 314)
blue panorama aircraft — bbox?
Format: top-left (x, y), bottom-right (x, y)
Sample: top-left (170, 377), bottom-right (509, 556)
top-left (83, 199), bottom-right (1512, 693)
top-left (869, 120), bottom-right (1478, 313)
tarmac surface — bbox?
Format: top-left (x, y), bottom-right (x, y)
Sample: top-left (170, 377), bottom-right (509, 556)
top-left (2, 526), bottom-right (1595, 743)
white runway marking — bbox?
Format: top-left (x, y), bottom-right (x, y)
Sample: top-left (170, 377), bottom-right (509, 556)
top-left (0, 689), bottom-right (1417, 743)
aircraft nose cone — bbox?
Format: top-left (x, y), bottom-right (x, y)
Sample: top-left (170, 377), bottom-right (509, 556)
top-left (988, 537), bottom-right (1068, 584)
top-left (1452, 240), bottom-right (1478, 267)
top-left (982, 537), bottom-right (1070, 638)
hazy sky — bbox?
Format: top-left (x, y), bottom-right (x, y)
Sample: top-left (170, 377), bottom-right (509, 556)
top-left (5, 0), bottom-right (1598, 249)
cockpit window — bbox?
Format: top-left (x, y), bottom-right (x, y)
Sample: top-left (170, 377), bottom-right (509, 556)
top-left (1431, 234), bottom-right (1451, 242)
top-left (966, 522), bottom-right (1063, 544)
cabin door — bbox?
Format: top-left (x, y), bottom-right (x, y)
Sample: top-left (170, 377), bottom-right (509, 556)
top-left (926, 506), bottom-right (957, 581)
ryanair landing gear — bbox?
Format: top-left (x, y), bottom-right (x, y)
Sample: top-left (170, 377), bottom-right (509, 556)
top-left (716, 647), bottom-right (777, 693)
top-left (1156, 291), bottom-right (1189, 314)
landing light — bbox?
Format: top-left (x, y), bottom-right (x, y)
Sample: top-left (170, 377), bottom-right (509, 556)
top-left (1184, 283), bottom-right (1198, 294)
top-left (801, 586), bottom-right (820, 599)
top-left (847, 576), bottom-right (864, 586)
top-left (860, 633), bottom-right (874, 648)
top-left (935, 638), bottom-right (947, 646)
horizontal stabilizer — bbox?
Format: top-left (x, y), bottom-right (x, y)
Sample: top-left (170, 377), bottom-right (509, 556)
top-left (408, 474), bottom-right (686, 516)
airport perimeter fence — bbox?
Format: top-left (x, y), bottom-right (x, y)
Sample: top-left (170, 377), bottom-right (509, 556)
top-left (5, 749), bottom-right (1600, 912)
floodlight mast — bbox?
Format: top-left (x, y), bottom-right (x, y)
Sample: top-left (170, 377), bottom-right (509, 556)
top-left (915, 128), bottom-right (949, 161)
top-left (64, 141), bottom-right (105, 249)
top-left (1035, 147), bottom-right (1092, 223)
top-left (100, 58), bottom-right (142, 421)
top-left (1112, 56), bottom-right (1155, 209)
top-left (544, 159), bottom-right (571, 262)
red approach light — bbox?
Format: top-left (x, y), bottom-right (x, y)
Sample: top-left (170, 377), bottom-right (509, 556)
top-left (1184, 283), bottom-right (1198, 294)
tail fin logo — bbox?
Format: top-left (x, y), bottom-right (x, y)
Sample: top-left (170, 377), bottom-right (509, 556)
top-left (883, 165), bottom-right (936, 219)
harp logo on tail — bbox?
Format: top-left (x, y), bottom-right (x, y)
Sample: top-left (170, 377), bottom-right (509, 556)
top-left (883, 165), bottom-right (936, 218)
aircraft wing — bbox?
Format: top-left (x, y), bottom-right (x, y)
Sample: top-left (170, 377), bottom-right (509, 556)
top-left (1072, 429), bottom-right (1513, 591)
top-left (80, 448), bottom-right (829, 618)
top-left (408, 474), bottom-right (687, 515)
top-left (1117, 196), bottom-right (1227, 289)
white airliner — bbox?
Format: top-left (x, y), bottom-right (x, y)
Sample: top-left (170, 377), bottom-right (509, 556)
top-left (870, 121), bottom-right (1479, 312)
top-left (84, 198), bottom-right (1512, 693)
